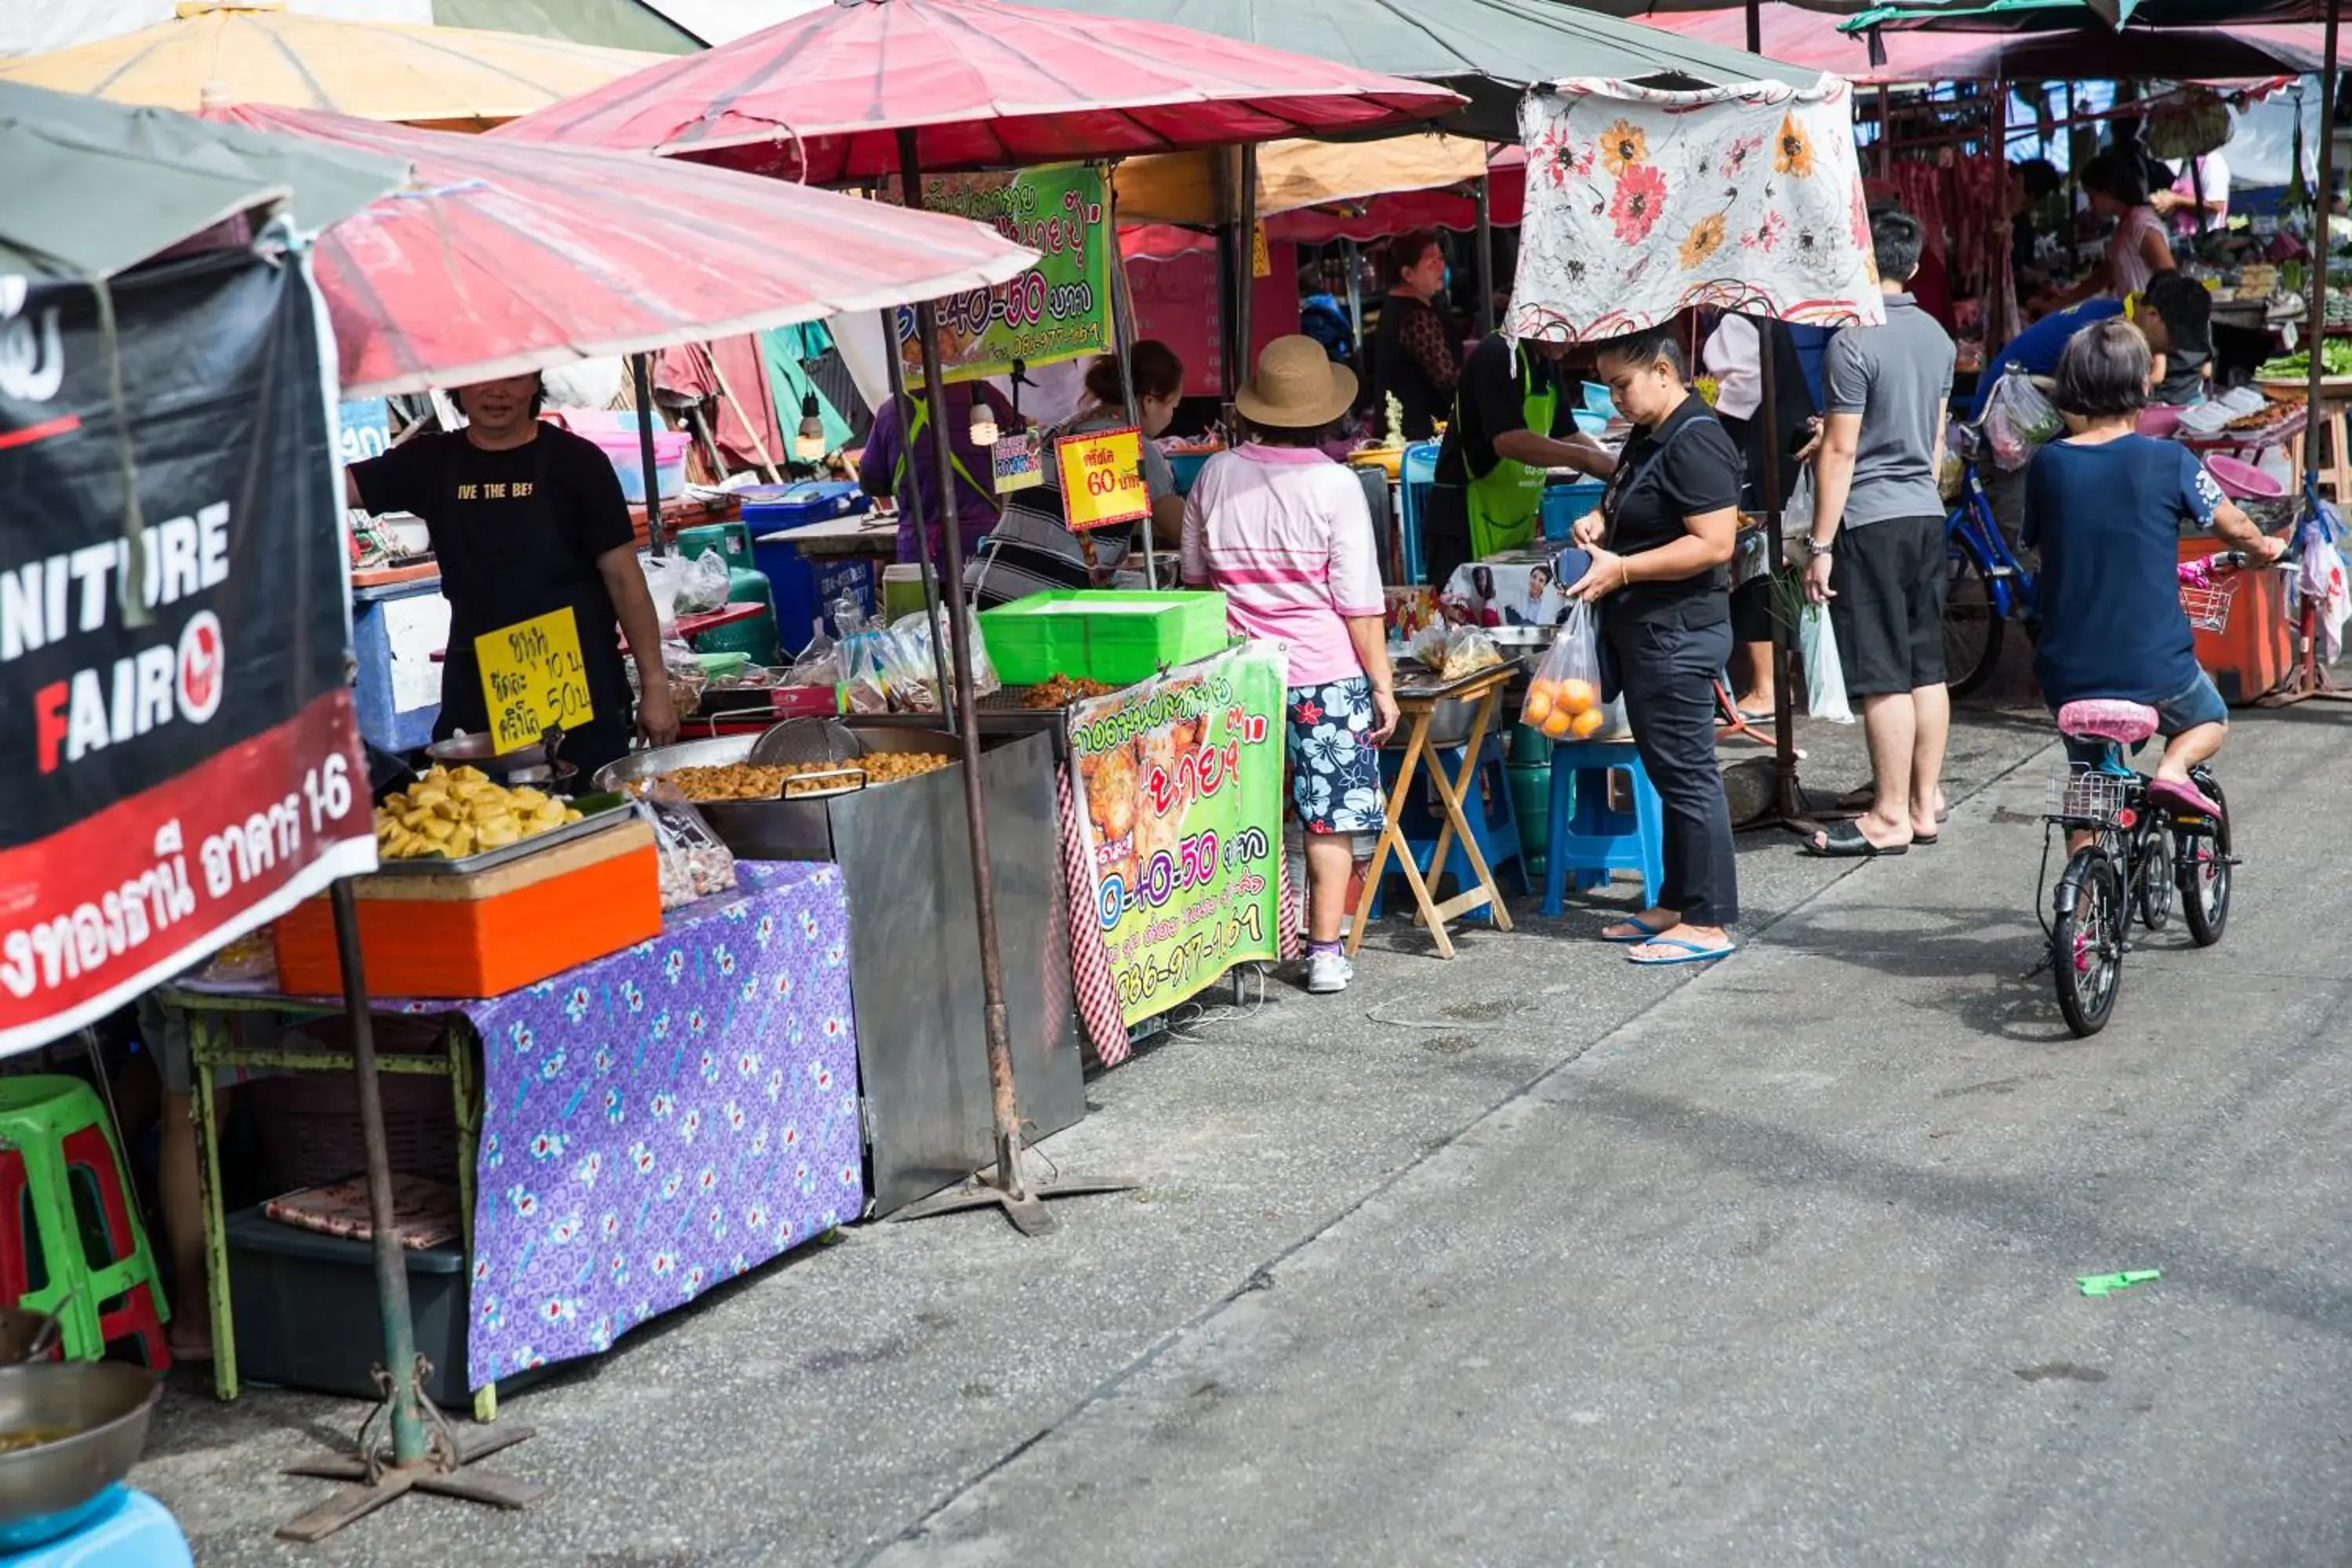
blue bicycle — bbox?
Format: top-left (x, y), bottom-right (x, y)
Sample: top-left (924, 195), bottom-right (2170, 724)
top-left (1943, 423), bottom-right (2039, 699)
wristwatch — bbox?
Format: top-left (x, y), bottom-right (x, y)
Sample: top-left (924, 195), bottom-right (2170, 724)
top-left (1806, 537), bottom-right (1835, 559)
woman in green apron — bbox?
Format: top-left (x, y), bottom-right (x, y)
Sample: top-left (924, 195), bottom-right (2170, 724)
top-left (1423, 332), bottom-right (1613, 593)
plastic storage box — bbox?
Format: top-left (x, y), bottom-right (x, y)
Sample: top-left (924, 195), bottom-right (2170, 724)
top-left (746, 481), bottom-right (879, 658)
top-left (978, 590), bottom-right (1229, 686)
top-left (585, 429), bottom-right (690, 506)
top-left (225, 1205), bottom-right (546, 1406)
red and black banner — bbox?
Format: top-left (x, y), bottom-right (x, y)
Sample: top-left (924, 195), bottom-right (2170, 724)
top-left (0, 249), bottom-right (375, 1053)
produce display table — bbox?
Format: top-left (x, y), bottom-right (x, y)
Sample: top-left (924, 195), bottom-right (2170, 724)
top-left (1346, 663), bottom-right (1520, 961)
top-left (165, 860), bottom-right (861, 1421)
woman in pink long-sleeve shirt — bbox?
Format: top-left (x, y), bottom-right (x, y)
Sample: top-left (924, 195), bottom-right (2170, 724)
top-left (1182, 336), bottom-right (1398, 996)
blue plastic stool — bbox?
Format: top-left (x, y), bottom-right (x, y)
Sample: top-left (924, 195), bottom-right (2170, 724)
top-left (0, 1486), bottom-right (192, 1565)
top-left (1367, 735), bottom-right (1528, 924)
top-left (1542, 739), bottom-right (1664, 917)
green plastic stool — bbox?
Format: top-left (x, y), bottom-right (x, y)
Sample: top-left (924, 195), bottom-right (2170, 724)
top-left (0, 1076), bottom-right (170, 1367)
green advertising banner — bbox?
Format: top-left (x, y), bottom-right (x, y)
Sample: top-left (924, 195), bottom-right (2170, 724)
top-left (1068, 644), bottom-right (1284, 1024)
top-left (889, 162), bottom-right (1112, 383)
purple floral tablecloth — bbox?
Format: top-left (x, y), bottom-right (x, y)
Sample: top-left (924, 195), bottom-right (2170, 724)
top-left (462, 860), bottom-right (862, 1389)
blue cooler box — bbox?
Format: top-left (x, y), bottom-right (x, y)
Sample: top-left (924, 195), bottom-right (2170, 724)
top-left (744, 481), bottom-right (877, 655)
top-left (1541, 478), bottom-right (1607, 541)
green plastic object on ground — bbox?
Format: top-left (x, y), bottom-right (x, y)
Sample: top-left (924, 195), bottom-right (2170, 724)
top-left (0, 1075), bottom-right (171, 1361)
top-left (2078, 1269), bottom-right (2161, 1297)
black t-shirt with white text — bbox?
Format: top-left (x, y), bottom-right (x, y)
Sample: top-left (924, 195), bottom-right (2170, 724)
top-left (352, 425), bottom-right (635, 737)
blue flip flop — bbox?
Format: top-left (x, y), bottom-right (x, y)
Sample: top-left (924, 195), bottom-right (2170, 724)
top-left (1627, 937), bottom-right (1736, 967)
top-left (1600, 916), bottom-right (1668, 944)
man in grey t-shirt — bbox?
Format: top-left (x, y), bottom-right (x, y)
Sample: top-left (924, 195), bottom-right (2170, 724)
top-left (1802, 207), bottom-right (1958, 858)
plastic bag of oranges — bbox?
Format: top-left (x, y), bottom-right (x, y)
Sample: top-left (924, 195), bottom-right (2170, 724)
top-left (1520, 601), bottom-right (1612, 742)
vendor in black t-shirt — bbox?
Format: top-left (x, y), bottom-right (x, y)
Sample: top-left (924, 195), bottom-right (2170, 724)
top-left (1563, 326), bottom-right (1742, 968)
top-left (1422, 332), bottom-right (1613, 592)
top-left (347, 373), bottom-right (676, 779)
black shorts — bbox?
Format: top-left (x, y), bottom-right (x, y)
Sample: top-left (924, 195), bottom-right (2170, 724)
top-left (1828, 514), bottom-right (1947, 698)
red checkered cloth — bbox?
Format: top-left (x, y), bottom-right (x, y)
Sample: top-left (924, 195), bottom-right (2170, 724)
top-left (1054, 769), bottom-right (1304, 1069)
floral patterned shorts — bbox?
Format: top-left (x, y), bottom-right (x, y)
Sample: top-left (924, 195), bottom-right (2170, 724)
top-left (1285, 677), bottom-right (1388, 836)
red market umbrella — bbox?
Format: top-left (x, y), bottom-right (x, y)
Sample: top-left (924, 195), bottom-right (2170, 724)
top-left (205, 103), bottom-right (1041, 397)
top-left (489, 0), bottom-right (1465, 181)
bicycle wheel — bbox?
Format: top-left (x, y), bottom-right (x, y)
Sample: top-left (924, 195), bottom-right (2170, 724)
top-left (2053, 848), bottom-right (2124, 1038)
top-left (2134, 814), bottom-right (2174, 931)
top-left (2178, 771), bottom-right (2232, 947)
top-left (1944, 544), bottom-right (2005, 698)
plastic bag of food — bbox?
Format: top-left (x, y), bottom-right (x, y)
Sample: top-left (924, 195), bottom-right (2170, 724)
top-left (1980, 366), bottom-right (2063, 470)
top-left (1519, 604), bottom-right (1610, 741)
top-left (786, 619), bottom-right (841, 687)
top-left (1414, 622), bottom-right (1503, 681)
top-left (1796, 603), bottom-right (1854, 724)
top-left (636, 782), bottom-right (738, 911)
top-left (627, 641), bottom-right (706, 719)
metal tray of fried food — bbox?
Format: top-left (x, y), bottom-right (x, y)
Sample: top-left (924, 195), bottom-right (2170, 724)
top-left (368, 793), bottom-right (636, 877)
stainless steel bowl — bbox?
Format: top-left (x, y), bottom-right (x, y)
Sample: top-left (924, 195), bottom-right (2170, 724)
top-left (0, 1363), bottom-right (161, 1547)
top-left (0, 1312), bottom-right (57, 1367)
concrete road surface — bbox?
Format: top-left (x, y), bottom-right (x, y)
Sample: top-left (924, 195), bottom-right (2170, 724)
top-left (143, 698), bottom-right (2352, 1566)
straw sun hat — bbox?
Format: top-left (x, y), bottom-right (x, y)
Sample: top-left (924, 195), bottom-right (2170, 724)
top-left (1234, 335), bottom-right (1358, 430)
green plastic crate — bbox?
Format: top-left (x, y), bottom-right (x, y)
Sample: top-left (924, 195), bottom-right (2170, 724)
top-left (978, 590), bottom-right (1229, 686)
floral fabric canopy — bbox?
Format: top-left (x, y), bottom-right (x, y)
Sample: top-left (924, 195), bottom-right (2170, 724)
top-left (1508, 78), bottom-right (1885, 343)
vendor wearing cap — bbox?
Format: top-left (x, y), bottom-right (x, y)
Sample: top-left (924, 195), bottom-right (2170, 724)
top-left (1421, 331), bottom-right (1614, 593)
top-left (346, 372), bottom-right (676, 779)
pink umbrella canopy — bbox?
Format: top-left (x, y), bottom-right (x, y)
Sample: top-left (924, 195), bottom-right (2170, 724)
top-left (489, 0), bottom-right (1465, 183)
top-left (205, 103), bottom-right (1040, 397)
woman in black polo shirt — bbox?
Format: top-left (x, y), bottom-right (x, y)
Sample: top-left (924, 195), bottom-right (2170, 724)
top-left (1566, 326), bottom-right (1742, 966)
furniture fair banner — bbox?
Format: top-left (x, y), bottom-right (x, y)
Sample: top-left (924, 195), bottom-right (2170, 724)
top-left (1510, 78), bottom-right (1885, 342)
top-left (0, 249), bottom-right (375, 1054)
top-left (888, 162), bottom-right (1111, 382)
top-left (1068, 643), bottom-right (1282, 1023)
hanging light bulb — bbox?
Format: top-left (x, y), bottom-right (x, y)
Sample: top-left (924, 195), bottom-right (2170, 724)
top-left (794, 392), bottom-right (825, 460)
top-left (968, 398), bottom-right (1000, 448)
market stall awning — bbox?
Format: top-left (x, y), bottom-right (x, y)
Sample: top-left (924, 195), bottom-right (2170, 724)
top-left (1634, 2), bottom-right (2330, 78)
top-left (0, 79), bottom-right (401, 278)
top-left (1015, 0), bottom-right (1819, 143)
top-left (0, 2), bottom-right (670, 126)
top-left (492, 0), bottom-right (1468, 181)
top-left (1842, 0), bottom-right (2329, 31)
top-left (1113, 132), bottom-right (1488, 227)
top-left (207, 103), bottom-right (1041, 396)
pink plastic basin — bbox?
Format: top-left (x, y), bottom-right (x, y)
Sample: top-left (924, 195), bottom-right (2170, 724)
top-left (2136, 405), bottom-right (2183, 438)
top-left (2204, 454), bottom-right (2285, 500)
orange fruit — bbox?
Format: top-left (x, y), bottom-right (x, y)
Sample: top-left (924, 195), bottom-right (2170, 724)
top-left (1570, 707), bottom-right (1606, 739)
top-left (1540, 710), bottom-right (1574, 739)
top-left (1523, 690), bottom-right (1554, 725)
top-left (1559, 678), bottom-right (1598, 715)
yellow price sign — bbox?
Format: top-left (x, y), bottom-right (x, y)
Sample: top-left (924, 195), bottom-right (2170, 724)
top-left (1055, 426), bottom-right (1151, 532)
top-left (477, 607), bottom-right (594, 752)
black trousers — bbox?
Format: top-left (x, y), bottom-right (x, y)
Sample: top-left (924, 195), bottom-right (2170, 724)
top-left (1604, 610), bottom-right (1739, 927)
top-left (1421, 482), bottom-right (1472, 592)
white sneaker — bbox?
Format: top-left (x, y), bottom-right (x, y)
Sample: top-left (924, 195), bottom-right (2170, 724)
top-left (1305, 949), bottom-right (1354, 994)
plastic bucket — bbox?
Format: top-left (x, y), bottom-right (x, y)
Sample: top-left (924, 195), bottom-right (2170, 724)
top-left (2205, 453), bottom-right (2285, 500)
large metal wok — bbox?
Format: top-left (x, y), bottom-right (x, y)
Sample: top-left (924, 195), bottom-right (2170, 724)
top-left (595, 726), bottom-right (959, 862)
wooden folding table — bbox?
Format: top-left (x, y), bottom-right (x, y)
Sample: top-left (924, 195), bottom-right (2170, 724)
top-left (1345, 662), bottom-right (1519, 960)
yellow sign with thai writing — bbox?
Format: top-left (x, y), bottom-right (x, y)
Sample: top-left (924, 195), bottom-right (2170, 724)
top-left (1054, 426), bottom-right (1151, 532)
top-left (477, 607), bottom-right (593, 752)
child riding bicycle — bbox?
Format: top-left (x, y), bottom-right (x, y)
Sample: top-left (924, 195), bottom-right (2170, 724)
top-left (2023, 318), bottom-right (2285, 818)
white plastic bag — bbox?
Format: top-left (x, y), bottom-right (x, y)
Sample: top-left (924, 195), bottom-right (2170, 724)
top-left (676, 548), bottom-right (731, 615)
top-left (1796, 603), bottom-right (1854, 724)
